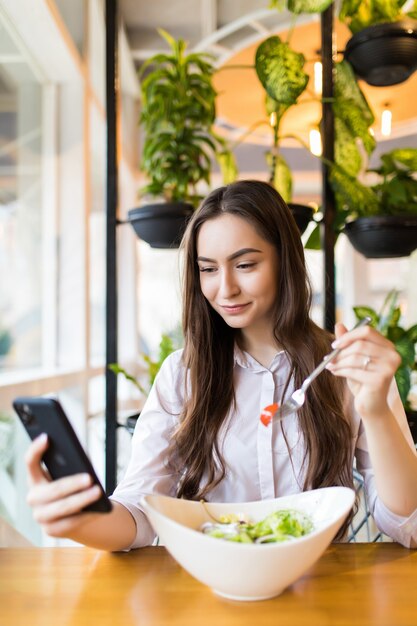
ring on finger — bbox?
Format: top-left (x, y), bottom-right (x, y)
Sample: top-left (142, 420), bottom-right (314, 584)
top-left (362, 355), bottom-right (371, 370)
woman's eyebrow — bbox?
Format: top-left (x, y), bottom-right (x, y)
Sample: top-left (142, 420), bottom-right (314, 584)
top-left (197, 248), bottom-right (262, 263)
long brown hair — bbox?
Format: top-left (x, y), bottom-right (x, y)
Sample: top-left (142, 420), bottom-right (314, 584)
top-left (171, 180), bottom-right (354, 530)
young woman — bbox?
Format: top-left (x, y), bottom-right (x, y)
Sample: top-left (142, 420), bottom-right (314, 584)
top-left (25, 180), bottom-right (417, 550)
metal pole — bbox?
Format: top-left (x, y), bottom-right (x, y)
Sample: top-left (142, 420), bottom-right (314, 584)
top-left (321, 5), bottom-right (336, 332)
top-left (105, 0), bottom-right (118, 494)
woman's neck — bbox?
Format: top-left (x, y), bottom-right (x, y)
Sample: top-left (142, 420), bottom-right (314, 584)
top-left (238, 328), bottom-right (282, 369)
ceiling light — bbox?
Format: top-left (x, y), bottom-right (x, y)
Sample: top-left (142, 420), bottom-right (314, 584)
top-left (381, 105), bottom-right (392, 137)
top-left (314, 61), bottom-right (322, 95)
top-left (269, 111), bottom-right (277, 128)
top-left (309, 129), bottom-right (322, 156)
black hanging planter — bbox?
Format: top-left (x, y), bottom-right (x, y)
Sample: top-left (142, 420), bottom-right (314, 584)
top-left (288, 203), bottom-right (315, 234)
top-left (344, 215), bottom-right (417, 258)
top-left (127, 202), bottom-right (194, 249)
top-left (116, 412), bottom-right (141, 435)
top-left (344, 18), bottom-right (417, 86)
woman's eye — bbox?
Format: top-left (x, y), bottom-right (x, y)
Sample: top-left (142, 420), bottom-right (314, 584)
top-left (199, 266), bottom-right (216, 273)
top-left (237, 262), bottom-right (255, 270)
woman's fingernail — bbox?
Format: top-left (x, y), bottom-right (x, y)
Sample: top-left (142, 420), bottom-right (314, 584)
top-left (36, 433), bottom-right (48, 444)
top-left (331, 339), bottom-right (340, 348)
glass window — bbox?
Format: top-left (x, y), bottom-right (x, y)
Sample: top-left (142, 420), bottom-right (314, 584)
top-left (89, 103), bottom-right (106, 364)
top-left (0, 15), bottom-right (43, 372)
top-left (54, 0), bottom-right (86, 57)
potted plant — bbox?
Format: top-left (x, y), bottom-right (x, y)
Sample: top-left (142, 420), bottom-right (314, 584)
top-left (329, 147), bottom-right (417, 258)
top-left (109, 332), bottom-right (179, 433)
top-left (340, 0), bottom-right (417, 86)
top-left (353, 290), bottom-right (417, 443)
top-left (128, 29), bottom-right (236, 248)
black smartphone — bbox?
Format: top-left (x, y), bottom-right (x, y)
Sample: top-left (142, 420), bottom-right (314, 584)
top-left (13, 396), bottom-right (112, 513)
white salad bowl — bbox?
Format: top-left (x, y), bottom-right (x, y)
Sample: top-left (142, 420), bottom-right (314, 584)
top-left (142, 486), bottom-right (355, 601)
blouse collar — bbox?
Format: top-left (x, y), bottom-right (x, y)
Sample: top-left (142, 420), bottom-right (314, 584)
top-left (234, 344), bottom-right (287, 373)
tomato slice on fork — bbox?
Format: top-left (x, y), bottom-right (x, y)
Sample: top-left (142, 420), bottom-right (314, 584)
top-left (260, 403), bottom-right (279, 427)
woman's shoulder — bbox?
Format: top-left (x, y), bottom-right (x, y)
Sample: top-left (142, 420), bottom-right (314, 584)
top-left (162, 348), bottom-right (184, 367)
top-left (156, 348), bottom-right (186, 382)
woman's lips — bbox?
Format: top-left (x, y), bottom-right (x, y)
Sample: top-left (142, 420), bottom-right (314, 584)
top-left (221, 303), bottom-right (250, 314)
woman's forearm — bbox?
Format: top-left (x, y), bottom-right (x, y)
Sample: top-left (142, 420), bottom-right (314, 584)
top-left (361, 410), bottom-right (417, 517)
top-left (66, 502), bottom-right (137, 551)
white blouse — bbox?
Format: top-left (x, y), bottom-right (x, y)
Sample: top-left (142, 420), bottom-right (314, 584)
top-left (111, 348), bottom-right (417, 549)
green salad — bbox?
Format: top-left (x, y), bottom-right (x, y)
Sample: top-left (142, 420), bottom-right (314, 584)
top-left (200, 509), bottom-right (314, 544)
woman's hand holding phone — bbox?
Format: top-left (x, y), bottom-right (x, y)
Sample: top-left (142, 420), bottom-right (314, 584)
top-left (16, 396), bottom-right (137, 550)
top-left (25, 433), bottom-right (105, 538)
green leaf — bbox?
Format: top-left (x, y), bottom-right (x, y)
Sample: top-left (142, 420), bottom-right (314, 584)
top-left (266, 151), bottom-right (293, 202)
top-left (288, 0), bottom-right (334, 13)
top-left (395, 366), bottom-right (411, 406)
top-left (353, 306), bottom-right (379, 327)
top-left (156, 28), bottom-right (179, 52)
top-left (142, 333), bottom-right (177, 387)
top-left (395, 336), bottom-right (416, 368)
top-left (329, 164), bottom-right (379, 217)
top-left (405, 324), bottom-right (417, 344)
top-left (368, 152), bottom-right (417, 214)
top-left (265, 95), bottom-right (291, 124)
top-left (378, 289), bottom-right (399, 332)
top-left (339, 0), bottom-right (403, 32)
top-left (372, 0), bottom-right (404, 21)
top-left (389, 306), bottom-right (402, 327)
top-left (255, 36), bottom-right (309, 105)
top-left (387, 325), bottom-right (405, 342)
top-left (108, 364), bottom-right (147, 396)
top-left (304, 222), bottom-right (321, 249)
top-left (333, 62), bottom-right (375, 159)
top-left (352, 290), bottom-right (417, 408)
top-left (216, 149), bottom-right (238, 185)
top-left (333, 101), bottom-right (376, 156)
top-left (339, 0), bottom-right (362, 21)
top-left (269, 0), bottom-right (286, 9)
top-left (390, 148), bottom-right (417, 171)
top-left (334, 62), bottom-right (374, 126)
top-left (334, 117), bottom-right (362, 176)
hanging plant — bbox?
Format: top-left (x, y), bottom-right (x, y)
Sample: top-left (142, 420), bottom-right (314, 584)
top-left (339, 0), bottom-right (417, 86)
top-left (353, 290), bottom-right (417, 409)
top-left (329, 149), bottom-right (417, 220)
top-left (335, 148), bottom-right (417, 258)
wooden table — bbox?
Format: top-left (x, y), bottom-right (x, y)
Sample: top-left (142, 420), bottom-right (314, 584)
top-left (1, 544), bottom-right (416, 626)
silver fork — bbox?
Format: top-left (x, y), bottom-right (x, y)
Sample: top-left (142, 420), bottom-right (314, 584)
top-left (263, 316), bottom-right (372, 424)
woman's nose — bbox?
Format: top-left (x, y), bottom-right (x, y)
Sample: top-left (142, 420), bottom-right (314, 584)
top-left (219, 270), bottom-right (240, 298)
